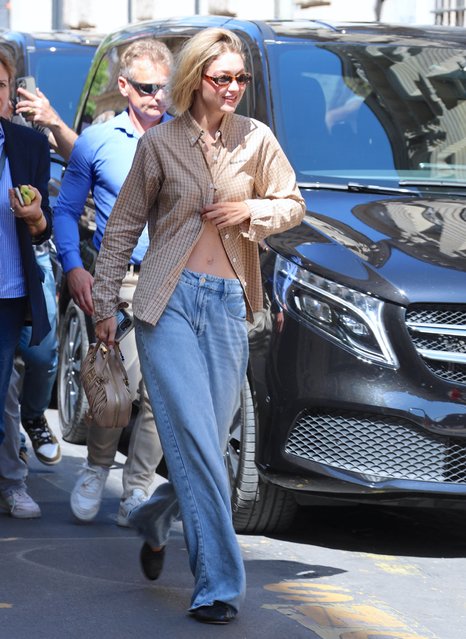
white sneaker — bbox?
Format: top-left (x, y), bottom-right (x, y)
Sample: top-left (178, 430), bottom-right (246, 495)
top-left (0, 487), bottom-right (41, 518)
top-left (70, 462), bottom-right (109, 521)
top-left (116, 488), bottom-right (147, 527)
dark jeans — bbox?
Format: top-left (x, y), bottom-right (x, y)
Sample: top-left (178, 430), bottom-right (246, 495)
top-left (0, 297), bottom-right (27, 445)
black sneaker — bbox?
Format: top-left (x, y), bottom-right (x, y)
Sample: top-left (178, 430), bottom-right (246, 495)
top-left (190, 601), bottom-right (237, 624)
top-left (22, 415), bottom-right (61, 465)
top-left (140, 543), bottom-right (165, 580)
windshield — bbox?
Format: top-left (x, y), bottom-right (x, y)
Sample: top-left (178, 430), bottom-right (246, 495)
top-left (28, 41), bottom-right (97, 127)
top-left (268, 41), bottom-right (466, 186)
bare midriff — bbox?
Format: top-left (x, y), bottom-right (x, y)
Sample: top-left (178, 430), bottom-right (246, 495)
top-left (186, 220), bottom-right (237, 278)
top-left (186, 129), bottom-right (238, 279)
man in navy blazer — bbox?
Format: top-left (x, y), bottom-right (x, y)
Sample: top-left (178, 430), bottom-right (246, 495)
top-left (0, 116), bottom-right (52, 446)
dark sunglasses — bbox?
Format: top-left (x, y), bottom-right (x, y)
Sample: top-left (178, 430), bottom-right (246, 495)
top-left (203, 72), bottom-right (252, 87)
top-left (127, 78), bottom-right (166, 95)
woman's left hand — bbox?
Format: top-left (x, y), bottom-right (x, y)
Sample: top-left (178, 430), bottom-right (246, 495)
top-left (201, 201), bottom-right (250, 228)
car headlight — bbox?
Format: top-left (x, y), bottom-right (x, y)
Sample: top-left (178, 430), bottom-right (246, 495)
top-left (273, 254), bottom-right (398, 368)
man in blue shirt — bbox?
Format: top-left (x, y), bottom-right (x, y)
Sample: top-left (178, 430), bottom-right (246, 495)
top-left (54, 39), bottom-right (172, 526)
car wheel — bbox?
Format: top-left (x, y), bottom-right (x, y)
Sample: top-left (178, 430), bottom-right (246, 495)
top-left (57, 301), bottom-right (90, 444)
top-left (226, 376), bottom-right (297, 534)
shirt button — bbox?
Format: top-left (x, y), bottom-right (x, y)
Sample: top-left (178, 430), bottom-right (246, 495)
top-left (225, 234), bottom-right (229, 239)
top-left (209, 183), bottom-right (214, 189)
top-left (232, 257), bottom-right (237, 263)
top-left (243, 281), bottom-right (247, 287)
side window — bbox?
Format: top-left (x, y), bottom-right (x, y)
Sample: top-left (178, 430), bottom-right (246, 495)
top-left (234, 34), bottom-right (253, 118)
top-left (78, 46), bottom-right (123, 131)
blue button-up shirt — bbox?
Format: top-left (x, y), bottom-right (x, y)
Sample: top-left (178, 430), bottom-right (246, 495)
top-left (0, 123), bottom-right (27, 297)
top-left (54, 109), bottom-right (172, 273)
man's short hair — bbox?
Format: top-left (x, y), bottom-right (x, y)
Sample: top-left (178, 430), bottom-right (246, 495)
top-left (119, 39), bottom-right (173, 78)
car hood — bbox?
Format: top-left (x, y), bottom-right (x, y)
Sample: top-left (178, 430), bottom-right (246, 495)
top-left (267, 190), bottom-right (466, 306)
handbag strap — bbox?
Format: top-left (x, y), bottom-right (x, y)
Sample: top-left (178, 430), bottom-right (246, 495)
top-left (94, 339), bottom-right (128, 380)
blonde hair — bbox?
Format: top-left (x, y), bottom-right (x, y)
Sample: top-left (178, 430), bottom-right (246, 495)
top-left (119, 38), bottom-right (173, 78)
top-left (169, 28), bottom-right (245, 115)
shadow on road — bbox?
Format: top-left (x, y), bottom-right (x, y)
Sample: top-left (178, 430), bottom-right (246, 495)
top-left (273, 503), bottom-right (466, 558)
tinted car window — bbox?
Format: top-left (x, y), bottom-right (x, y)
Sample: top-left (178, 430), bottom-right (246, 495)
top-left (28, 40), bottom-right (97, 127)
top-left (268, 41), bottom-right (466, 185)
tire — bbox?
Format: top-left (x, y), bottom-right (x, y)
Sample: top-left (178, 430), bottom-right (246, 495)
top-left (57, 301), bottom-right (90, 444)
top-left (226, 377), bottom-right (297, 534)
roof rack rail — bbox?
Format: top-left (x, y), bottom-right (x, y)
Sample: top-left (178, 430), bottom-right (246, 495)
top-left (309, 19), bottom-right (339, 32)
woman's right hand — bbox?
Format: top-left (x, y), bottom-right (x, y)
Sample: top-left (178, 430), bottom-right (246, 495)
top-left (95, 316), bottom-right (117, 348)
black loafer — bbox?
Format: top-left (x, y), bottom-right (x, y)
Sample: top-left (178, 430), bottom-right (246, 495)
top-left (139, 542), bottom-right (165, 580)
top-left (190, 601), bottom-right (237, 624)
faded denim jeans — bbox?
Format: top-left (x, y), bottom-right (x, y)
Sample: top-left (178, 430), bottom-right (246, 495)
top-left (131, 269), bottom-right (248, 612)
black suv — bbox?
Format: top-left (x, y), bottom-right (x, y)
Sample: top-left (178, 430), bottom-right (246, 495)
top-left (57, 17), bottom-right (466, 534)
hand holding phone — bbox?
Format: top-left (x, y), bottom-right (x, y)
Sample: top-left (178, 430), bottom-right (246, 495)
top-left (14, 186), bottom-right (25, 206)
top-left (8, 184), bottom-right (43, 235)
top-left (15, 76), bottom-right (37, 116)
top-left (14, 185), bottom-right (36, 207)
top-left (16, 75), bottom-right (37, 97)
top-left (115, 308), bottom-right (134, 342)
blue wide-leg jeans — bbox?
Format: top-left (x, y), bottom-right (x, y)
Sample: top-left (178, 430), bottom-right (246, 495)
top-left (132, 269), bottom-right (248, 612)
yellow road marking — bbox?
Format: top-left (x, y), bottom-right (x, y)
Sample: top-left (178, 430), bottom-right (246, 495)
top-left (341, 633), bottom-right (430, 639)
top-left (374, 562), bottom-right (421, 576)
top-left (362, 554), bottom-right (422, 576)
top-left (297, 603), bottom-right (406, 628)
top-left (263, 580), bottom-right (435, 639)
top-left (265, 582), bottom-right (352, 602)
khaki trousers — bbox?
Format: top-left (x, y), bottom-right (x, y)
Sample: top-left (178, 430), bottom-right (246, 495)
top-left (87, 270), bottom-right (162, 499)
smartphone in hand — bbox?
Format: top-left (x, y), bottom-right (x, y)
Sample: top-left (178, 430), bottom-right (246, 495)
top-left (115, 308), bottom-right (134, 342)
top-left (16, 75), bottom-right (37, 96)
top-left (14, 186), bottom-right (24, 206)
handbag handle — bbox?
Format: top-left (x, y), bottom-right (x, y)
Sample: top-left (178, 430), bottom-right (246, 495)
top-left (89, 340), bottom-right (128, 382)
top-left (91, 339), bottom-right (123, 359)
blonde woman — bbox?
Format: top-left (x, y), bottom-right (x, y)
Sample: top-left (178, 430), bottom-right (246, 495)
top-left (92, 28), bottom-right (305, 623)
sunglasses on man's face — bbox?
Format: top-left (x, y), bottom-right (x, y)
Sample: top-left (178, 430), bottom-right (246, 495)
top-left (203, 72), bottom-right (252, 87)
top-left (127, 78), bottom-right (166, 95)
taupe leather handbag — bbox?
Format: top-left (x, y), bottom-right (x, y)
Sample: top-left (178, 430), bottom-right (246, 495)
top-left (81, 341), bottom-right (132, 429)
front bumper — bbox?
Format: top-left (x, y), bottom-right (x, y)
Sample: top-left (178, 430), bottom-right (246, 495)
top-left (249, 294), bottom-right (466, 503)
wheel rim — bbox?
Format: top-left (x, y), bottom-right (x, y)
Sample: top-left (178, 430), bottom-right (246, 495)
top-left (225, 403), bottom-right (242, 491)
top-left (60, 308), bottom-right (83, 425)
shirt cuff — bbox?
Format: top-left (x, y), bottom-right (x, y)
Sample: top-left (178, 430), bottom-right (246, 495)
top-left (62, 252), bottom-right (84, 273)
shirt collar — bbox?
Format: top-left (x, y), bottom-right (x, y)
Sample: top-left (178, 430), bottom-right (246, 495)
top-left (114, 109), bottom-right (172, 139)
top-left (0, 121), bottom-right (5, 145)
top-left (181, 110), bottom-right (232, 147)
top-left (113, 109), bottom-right (140, 138)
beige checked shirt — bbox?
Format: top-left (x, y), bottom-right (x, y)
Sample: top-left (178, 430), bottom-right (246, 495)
top-left (93, 110), bottom-right (306, 326)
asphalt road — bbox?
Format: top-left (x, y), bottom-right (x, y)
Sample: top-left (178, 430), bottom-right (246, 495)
top-left (1, 410), bottom-right (466, 639)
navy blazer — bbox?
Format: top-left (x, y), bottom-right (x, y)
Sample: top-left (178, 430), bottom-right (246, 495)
top-left (1, 117), bottom-right (53, 346)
